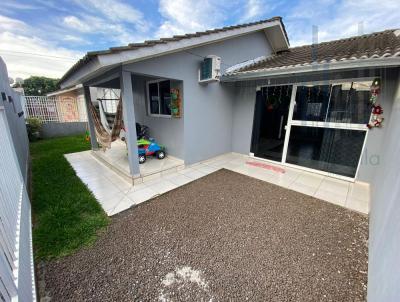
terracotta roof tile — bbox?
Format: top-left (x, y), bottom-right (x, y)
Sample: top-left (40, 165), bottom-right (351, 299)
top-left (226, 29), bottom-right (400, 75)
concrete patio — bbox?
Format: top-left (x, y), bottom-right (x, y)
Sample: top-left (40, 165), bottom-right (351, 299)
top-left (65, 151), bottom-right (370, 216)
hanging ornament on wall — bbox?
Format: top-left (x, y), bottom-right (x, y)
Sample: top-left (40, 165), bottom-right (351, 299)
top-left (367, 78), bottom-right (384, 129)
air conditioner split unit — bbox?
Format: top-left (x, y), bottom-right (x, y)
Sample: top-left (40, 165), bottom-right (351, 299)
top-left (198, 55), bottom-right (221, 83)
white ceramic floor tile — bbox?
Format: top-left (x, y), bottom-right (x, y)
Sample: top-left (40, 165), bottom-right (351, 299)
top-left (109, 196), bottom-right (136, 215)
top-left (68, 150), bottom-right (371, 216)
top-left (348, 182), bottom-right (370, 202)
top-left (289, 182), bottom-right (319, 196)
top-left (146, 179), bottom-right (178, 194)
top-left (84, 177), bottom-right (115, 190)
top-left (222, 161), bottom-right (242, 171)
top-left (318, 177), bottom-right (349, 196)
top-left (269, 174), bottom-right (297, 188)
top-left (205, 159), bottom-right (230, 168)
top-left (246, 169), bottom-right (276, 182)
top-left (127, 187), bottom-right (158, 204)
top-left (178, 167), bottom-right (196, 176)
top-left (100, 192), bottom-right (126, 214)
top-left (345, 197), bottom-right (369, 214)
top-left (193, 164), bottom-right (220, 174)
top-left (183, 169), bottom-right (207, 180)
top-left (126, 182), bottom-right (149, 194)
top-left (78, 173), bottom-right (108, 184)
top-left (106, 178), bottom-right (133, 194)
top-left (229, 165), bottom-right (253, 176)
top-left (281, 168), bottom-right (302, 180)
top-left (314, 189), bottom-right (346, 207)
top-left (91, 185), bottom-right (122, 200)
top-left (166, 173), bottom-right (193, 186)
top-left (294, 172), bottom-right (325, 188)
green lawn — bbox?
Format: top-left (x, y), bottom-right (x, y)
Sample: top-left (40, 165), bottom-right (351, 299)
top-left (30, 135), bottom-right (109, 260)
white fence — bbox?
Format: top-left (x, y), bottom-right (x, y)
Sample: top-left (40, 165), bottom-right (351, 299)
top-left (24, 95), bottom-right (87, 123)
top-left (0, 57), bottom-right (36, 302)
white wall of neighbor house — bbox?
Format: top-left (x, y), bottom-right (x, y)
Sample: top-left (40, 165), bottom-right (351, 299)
top-left (229, 68), bottom-right (399, 183)
top-left (367, 69), bottom-right (400, 302)
top-left (123, 31), bottom-right (272, 164)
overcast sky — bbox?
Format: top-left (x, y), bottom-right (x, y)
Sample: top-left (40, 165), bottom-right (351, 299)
top-left (1, 0), bottom-right (399, 80)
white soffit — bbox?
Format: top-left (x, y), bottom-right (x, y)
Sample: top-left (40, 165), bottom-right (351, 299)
top-left (98, 20), bottom-right (286, 67)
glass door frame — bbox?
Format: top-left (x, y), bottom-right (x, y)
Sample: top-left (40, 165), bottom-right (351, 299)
top-left (250, 78), bottom-right (374, 181)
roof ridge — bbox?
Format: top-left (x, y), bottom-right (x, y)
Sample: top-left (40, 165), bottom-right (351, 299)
top-left (225, 28), bottom-right (400, 76)
top-left (88, 17), bottom-right (283, 56)
top-left (60, 16), bottom-right (286, 85)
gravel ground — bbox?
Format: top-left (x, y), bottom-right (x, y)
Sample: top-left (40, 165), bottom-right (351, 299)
top-left (42, 169), bottom-right (368, 301)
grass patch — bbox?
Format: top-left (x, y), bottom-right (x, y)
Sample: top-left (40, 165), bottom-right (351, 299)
top-left (30, 135), bottom-right (109, 260)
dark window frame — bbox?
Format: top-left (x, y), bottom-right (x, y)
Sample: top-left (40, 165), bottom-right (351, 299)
top-left (146, 79), bottom-right (171, 117)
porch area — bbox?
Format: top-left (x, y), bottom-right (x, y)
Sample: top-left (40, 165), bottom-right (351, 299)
top-left (83, 69), bottom-right (184, 181)
top-left (92, 140), bottom-right (184, 182)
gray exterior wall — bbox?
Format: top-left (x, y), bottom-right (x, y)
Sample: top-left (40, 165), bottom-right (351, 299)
top-left (131, 75), bottom-right (184, 159)
top-left (40, 122), bottom-right (87, 138)
top-left (367, 70), bottom-right (400, 302)
top-left (123, 31), bottom-right (272, 164)
top-left (229, 68), bottom-right (399, 183)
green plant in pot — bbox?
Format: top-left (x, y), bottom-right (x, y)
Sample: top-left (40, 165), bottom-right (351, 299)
top-left (26, 117), bottom-right (42, 141)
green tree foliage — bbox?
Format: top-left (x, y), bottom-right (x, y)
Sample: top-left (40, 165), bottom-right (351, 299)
top-left (14, 76), bottom-right (60, 96)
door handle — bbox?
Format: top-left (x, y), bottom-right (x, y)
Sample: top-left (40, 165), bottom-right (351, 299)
top-left (278, 115), bottom-right (284, 139)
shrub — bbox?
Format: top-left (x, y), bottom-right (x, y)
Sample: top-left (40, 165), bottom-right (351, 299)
top-left (26, 117), bottom-right (42, 141)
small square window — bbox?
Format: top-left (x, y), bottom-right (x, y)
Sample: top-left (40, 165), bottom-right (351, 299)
top-left (147, 80), bottom-right (171, 117)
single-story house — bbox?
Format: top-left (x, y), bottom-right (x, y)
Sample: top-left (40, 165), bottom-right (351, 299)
top-left (57, 17), bottom-right (400, 301)
top-left (58, 16), bottom-right (399, 185)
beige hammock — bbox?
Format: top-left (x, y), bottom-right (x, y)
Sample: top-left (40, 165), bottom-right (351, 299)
top-left (88, 98), bottom-right (123, 150)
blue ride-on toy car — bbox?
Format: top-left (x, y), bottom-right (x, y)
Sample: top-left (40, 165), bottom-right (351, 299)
top-left (137, 138), bottom-right (166, 164)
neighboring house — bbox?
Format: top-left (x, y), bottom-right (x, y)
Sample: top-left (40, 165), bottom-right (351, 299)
top-left (46, 85), bottom-right (87, 122)
top-left (57, 17), bottom-right (400, 301)
top-left (47, 85), bottom-right (120, 122)
top-left (23, 85), bottom-right (120, 138)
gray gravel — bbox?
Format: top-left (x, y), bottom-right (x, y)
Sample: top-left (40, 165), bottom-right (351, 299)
top-left (43, 169), bottom-right (368, 301)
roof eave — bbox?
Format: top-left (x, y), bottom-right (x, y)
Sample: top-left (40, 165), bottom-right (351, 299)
top-left (221, 57), bottom-right (400, 82)
top-left (47, 84), bottom-right (83, 97)
top-left (59, 18), bottom-right (287, 88)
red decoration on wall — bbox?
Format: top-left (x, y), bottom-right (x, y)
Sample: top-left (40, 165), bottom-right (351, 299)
top-left (367, 79), bottom-right (384, 129)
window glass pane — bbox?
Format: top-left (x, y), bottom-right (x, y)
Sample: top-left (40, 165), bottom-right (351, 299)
top-left (327, 81), bottom-right (372, 124)
top-left (159, 80), bottom-right (171, 115)
top-left (293, 81), bottom-right (373, 124)
top-left (293, 85), bottom-right (331, 121)
top-left (286, 126), bottom-right (366, 177)
top-left (149, 82), bottom-right (159, 114)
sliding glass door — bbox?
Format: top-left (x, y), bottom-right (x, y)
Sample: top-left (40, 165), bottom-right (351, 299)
top-left (251, 80), bottom-right (373, 179)
top-left (250, 85), bottom-right (292, 162)
top-left (286, 127), bottom-right (366, 177)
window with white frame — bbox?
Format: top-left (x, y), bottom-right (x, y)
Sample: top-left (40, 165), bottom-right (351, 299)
top-left (147, 80), bottom-right (171, 117)
top-left (286, 80), bottom-right (375, 178)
